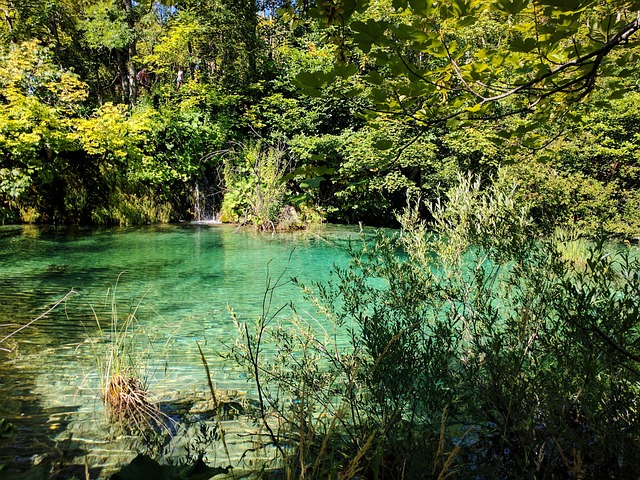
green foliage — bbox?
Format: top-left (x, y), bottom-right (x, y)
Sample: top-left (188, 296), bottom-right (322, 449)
top-left (289, 123), bottom-right (502, 226)
top-left (219, 141), bottom-right (295, 229)
top-left (302, 0), bottom-right (640, 138)
top-left (0, 40), bottom-right (87, 222)
top-left (1, 0), bottom-right (638, 233)
top-left (141, 13), bottom-right (206, 77)
top-left (492, 91), bottom-right (640, 238)
top-left (79, 0), bottom-right (135, 50)
top-left (495, 162), bottom-right (619, 235)
top-left (74, 103), bottom-right (157, 169)
top-left (291, 0), bottom-right (640, 234)
top-left (234, 176), bottom-right (640, 478)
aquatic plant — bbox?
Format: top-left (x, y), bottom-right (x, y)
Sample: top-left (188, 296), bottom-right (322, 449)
top-left (87, 275), bottom-right (170, 439)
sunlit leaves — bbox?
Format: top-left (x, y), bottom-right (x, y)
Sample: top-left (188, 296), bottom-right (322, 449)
top-left (143, 16), bottom-right (205, 75)
top-left (74, 103), bottom-right (157, 165)
top-left (352, 18), bottom-right (389, 52)
top-left (496, 0), bottom-right (528, 15)
top-left (307, 0), bottom-right (640, 142)
top-left (79, 0), bottom-right (135, 50)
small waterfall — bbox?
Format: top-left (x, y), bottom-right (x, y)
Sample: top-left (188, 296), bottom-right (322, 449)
top-left (191, 180), bottom-right (220, 224)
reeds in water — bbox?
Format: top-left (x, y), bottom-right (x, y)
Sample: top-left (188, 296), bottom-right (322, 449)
top-left (87, 275), bottom-right (169, 438)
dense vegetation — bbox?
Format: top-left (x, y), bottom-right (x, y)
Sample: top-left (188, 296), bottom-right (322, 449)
top-left (0, 0), bottom-right (638, 236)
top-left (233, 177), bottom-right (640, 479)
top-left (2, 0), bottom-right (640, 478)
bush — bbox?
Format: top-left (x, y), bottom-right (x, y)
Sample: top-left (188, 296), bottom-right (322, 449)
top-left (232, 175), bottom-right (640, 479)
top-left (220, 141), bottom-right (316, 230)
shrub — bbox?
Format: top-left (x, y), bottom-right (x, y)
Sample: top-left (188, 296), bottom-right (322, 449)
top-left (220, 141), bottom-right (309, 230)
top-left (233, 175), bottom-right (640, 479)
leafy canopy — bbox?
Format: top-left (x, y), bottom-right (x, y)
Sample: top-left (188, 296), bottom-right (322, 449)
top-left (298, 0), bottom-right (640, 141)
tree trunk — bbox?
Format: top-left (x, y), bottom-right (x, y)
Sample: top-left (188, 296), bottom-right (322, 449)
top-left (127, 43), bottom-right (138, 106)
top-left (121, 0), bottom-right (138, 106)
top-left (116, 50), bottom-right (129, 104)
top-left (3, 1), bottom-right (13, 33)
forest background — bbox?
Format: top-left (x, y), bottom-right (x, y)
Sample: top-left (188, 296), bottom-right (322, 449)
top-left (0, 0), bottom-right (638, 237)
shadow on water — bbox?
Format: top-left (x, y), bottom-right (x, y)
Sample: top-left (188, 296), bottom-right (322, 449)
top-left (0, 353), bottom-right (103, 479)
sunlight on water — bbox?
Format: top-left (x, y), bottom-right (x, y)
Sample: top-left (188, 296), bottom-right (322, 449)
top-left (0, 223), bottom-right (365, 476)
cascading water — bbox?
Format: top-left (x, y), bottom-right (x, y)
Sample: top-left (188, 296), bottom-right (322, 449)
top-left (191, 179), bottom-right (220, 224)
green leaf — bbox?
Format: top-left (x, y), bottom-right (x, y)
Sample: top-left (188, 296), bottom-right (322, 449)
top-left (446, 117), bottom-right (460, 129)
top-left (295, 71), bottom-right (325, 89)
top-left (290, 192), bottom-right (311, 204)
top-left (497, 0), bottom-right (529, 15)
top-left (333, 63), bottom-right (358, 78)
top-left (374, 139), bottom-right (394, 150)
top-left (300, 87), bottom-right (323, 98)
top-left (366, 71), bottom-right (385, 85)
top-left (510, 37), bottom-right (537, 53)
top-left (408, 0), bottom-right (427, 13)
top-left (468, 62), bottom-right (490, 80)
top-left (351, 19), bottom-right (388, 53)
top-left (496, 129), bottom-right (513, 139)
top-left (300, 176), bottom-right (325, 189)
top-left (608, 89), bottom-right (626, 100)
top-left (370, 88), bottom-right (388, 103)
top-left (451, 0), bottom-right (475, 18)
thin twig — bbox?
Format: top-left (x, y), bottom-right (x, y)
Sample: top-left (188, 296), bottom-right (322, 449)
top-left (0, 289), bottom-right (77, 350)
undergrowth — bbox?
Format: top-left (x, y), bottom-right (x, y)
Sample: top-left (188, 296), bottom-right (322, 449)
top-left (229, 175), bottom-right (640, 479)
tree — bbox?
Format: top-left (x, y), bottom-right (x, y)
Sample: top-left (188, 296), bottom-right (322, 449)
top-left (79, 0), bottom-right (146, 106)
top-left (298, 0), bottom-right (640, 143)
top-left (0, 40), bottom-right (87, 222)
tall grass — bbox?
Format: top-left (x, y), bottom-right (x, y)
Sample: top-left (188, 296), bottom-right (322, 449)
top-left (85, 275), bottom-right (172, 441)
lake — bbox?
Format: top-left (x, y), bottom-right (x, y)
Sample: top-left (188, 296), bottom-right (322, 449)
top-left (0, 223), bottom-right (364, 477)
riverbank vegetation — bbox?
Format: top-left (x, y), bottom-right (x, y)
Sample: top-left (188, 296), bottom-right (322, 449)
top-left (233, 176), bottom-right (640, 478)
top-left (0, 0), bottom-right (638, 238)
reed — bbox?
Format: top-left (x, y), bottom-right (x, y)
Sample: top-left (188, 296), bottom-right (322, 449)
top-left (87, 274), bottom-right (169, 438)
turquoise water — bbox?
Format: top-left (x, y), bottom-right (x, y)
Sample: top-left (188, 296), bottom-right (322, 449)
top-left (0, 223), bottom-right (363, 476)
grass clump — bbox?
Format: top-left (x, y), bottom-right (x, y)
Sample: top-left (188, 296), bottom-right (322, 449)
top-left (103, 370), bottom-right (159, 430)
top-left (87, 275), bottom-right (169, 440)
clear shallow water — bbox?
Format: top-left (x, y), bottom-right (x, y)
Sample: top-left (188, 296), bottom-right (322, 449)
top-left (0, 223), bottom-right (364, 476)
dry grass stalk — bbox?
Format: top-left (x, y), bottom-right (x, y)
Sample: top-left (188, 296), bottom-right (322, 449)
top-left (0, 290), bottom-right (76, 352)
top-left (433, 408), bottom-right (461, 480)
top-left (103, 370), bottom-right (161, 432)
top-left (340, 432), bottom-right (375, 480)
top-left (196, 341), bottom-right (232, 465)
